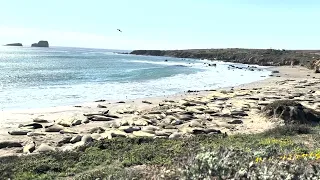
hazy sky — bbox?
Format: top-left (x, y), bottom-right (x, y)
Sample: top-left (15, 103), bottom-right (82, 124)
top-left (0, 0), bottom-right (319, 50)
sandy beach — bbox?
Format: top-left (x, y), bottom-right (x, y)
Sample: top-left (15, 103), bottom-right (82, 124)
top-left (1, 65), bottom-right (319, 156)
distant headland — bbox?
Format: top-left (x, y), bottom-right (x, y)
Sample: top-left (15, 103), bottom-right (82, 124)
top-left (130, 48), bottom-right (320, 69)
top-left (31, 41), bottom-right (49, 47)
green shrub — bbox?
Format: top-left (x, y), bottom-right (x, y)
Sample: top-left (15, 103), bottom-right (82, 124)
top-left (262, 124), bottom-right (313, 137)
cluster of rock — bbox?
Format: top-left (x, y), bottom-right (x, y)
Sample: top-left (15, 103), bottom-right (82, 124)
top-left (4, 43), bottom-right (23, 47)
top-left (262, 100), bottom-right (320, 124)
top-left (227, 65), bottom-right (264, 72)
top-left (4, 41), bottom-right (49, 47)
top-left (31, 41), bottom-right (49, 47)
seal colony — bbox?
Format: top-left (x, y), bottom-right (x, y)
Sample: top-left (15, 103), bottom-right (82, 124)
top-left (1, 66), bottom-right (320, 157)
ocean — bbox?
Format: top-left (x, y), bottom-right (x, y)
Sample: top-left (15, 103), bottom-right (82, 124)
top-left (0, 46), bottom-right (271, 110)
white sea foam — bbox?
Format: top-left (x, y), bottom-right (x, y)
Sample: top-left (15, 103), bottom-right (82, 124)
top-left (0, 62), bottom-right (271, 110)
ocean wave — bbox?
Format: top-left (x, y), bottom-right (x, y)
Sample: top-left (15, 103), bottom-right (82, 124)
top-left (128, 59), bottom-right (213, 70)
top-left (129, 59), bottom-right (193, 66)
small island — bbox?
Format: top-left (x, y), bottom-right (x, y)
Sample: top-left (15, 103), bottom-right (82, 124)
top-left (31, 40), bottom-right (49, 47)
top-left (4, 43), bottom-right (23, 47)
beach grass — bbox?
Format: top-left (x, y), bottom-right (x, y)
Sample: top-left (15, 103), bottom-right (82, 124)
top-left (1, 124), bottom-right (320, 179)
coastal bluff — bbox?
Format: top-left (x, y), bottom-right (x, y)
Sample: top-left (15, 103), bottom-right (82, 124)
top-left (31, 41), bottom-right (49, 47)
top-left (130, 49), bottom-right (320, 69)
top-left (4, 43), bottom-right (23, 47)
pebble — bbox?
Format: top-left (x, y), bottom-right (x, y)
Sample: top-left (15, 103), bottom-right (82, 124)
top-left (204, 129), bottom-right (222, 134)
top-left (23, 142), bottom-right (36, 153)
top-left (175, 114), bottom-right (193, 121)
top-left (95, 99), bottom-right (106, 102)
top-left (228, 120), bottom-right (244, 124)
top-left (142, 100), bottom-right (153, 104)
top-left (91, 133), bottom-right (102, 140)
top-left (120, 119), bottom-right (129, 126)
top-left (45, 124), bottom-right (64, 132)
top-left (181, 101), bottom-right (197, 107)
top-left (292, 93), bottom-right (304, 97)
top-left (171, 119), bottom-right (183, 125)
top-left (132, 131), bottom-right (155, 137)
top-left (0, 141), bottom-right (23, 149)
top-left (104, 114), bottom-right (120, 119)
top-left (241, 106), bottom-right (250, 111)
top-left (153, 136), bottom-right (168, 139)
top-left (97, 104), bottom-right (107, 108)
top-left (164, 125), bottom-right (178, 129)
top-left (142, 125), bottom-right (160, 132)
top-left (109, 121), bottom-right (121, 128)
top-left (81, 135), bottom-right (93, 143)
top-left (90, 115), bottom-right (114, 121)
top-left (119, 126), bottom-right (141, 133)
top-left (141, 115), bottom-right (156, 120)
top-left (109, 130), bottom-right (128, 138)
top-left (166, 108), bottom-right (184, 115)
top-left (203, 109), bottom-right (219, 114)
top-left (57, 119), bottom-right (74, 127)
top-left (185, 108), bottom-right (203, 114)
top-left (231, 110), bottom-right (248, 117)
top-left (70, 135), bottom-right (83, 144)
top-left (27, 132), bottom-right (46, 137)
top-left (100, 132), bottom-right (112, 140)
top-left (60, 129), bottom-right (78, 134)
top-left (148, 111), bottom-right (162, 114)
top-left (131, 119), bottom-right (149, 126)
top-left (19, 123), bottom-right (43, 129)
top-left (257, 100), bottom-right (271, 106)
top-left (89, 127), bottom-right (105, 134)
top-left (188, 120), bottom-right (203, 128)
top-left (71, 119), bottom-right (82, 126)
top-left (169, 132), bottom-right (183, 139)
top-left (34, 144), bottom-right (55, 153)
top-left (82, 119), bottom-right (90, 124)
top-left (155, 114), bottom-right (166, 120)
top-left (57, 137), bottom-right (72, 146)
top-left (8, 130), bottom-right (30, 135)
top-left (246, 97), bottom-right (260, 101)
top-left (33, 118), bottom-right (50, 123)
top-left (215, 97), bottom-right (230, 101)
top-left (155, 131), bottom-right (172, 137)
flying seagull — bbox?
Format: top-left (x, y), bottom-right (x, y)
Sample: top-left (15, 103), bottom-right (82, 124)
top-left (117, 29), bottom-right (122, 32)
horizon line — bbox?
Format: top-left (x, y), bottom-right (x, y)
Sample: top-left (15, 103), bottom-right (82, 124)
top-left (2, 45), bottom-right (320, 52)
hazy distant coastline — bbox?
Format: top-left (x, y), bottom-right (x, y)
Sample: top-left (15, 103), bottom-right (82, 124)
top-left (130, 48), bottom-right (320, 68)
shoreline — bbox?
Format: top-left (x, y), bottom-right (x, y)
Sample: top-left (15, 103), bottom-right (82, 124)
top-left (0, 59), bottom-right (272, 112)
top-left (1, 63), bottom-right (273, 112)
top-left (1, 65), bottom-right (319, 157)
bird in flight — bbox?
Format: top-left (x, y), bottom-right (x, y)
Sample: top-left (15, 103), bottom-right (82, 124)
top-left (117, 29), bottom-right (122, 32)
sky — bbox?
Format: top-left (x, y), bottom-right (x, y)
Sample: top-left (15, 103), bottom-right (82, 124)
top-left (0, 0), bottom-right (319, 50)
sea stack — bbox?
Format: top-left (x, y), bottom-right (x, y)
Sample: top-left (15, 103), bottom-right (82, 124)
top-left (4, 43), bottom-right (23, 47)
top-left (31, 41), bottom-right (49, 47)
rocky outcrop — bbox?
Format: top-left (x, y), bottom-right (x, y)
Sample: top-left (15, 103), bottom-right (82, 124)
top-left (130, 49), bottom-right (320, 69)
top-left (262, 100), bottom-right (320, 125)
top-left (4, 43), bottom-right (23, 47)
top-left (312, 60), bottom-right (320, 73)
top-left (31, 41), bottom-right (49, 47)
